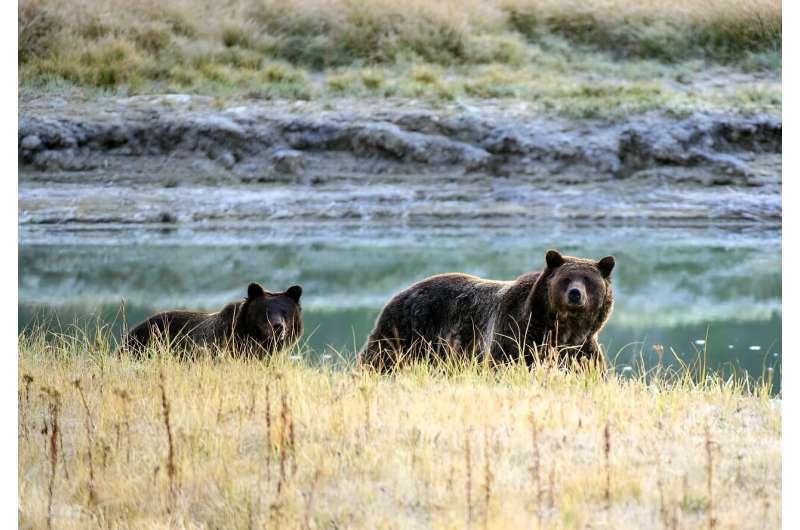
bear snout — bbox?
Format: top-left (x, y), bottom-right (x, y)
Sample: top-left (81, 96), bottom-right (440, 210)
top-left (567, 286), bottom-right (586, 306)
top-left (270, 320), bottom-right (287, 338)
top-left (568, 288), bottom-right (582, 304)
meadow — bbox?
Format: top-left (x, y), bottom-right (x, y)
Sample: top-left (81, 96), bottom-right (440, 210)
top-left (18, 0), bottom-right (781, 116)
top-left (18, 329), bottom-right (781, 529)
top-left (17, 3), bottom-right (783, 527)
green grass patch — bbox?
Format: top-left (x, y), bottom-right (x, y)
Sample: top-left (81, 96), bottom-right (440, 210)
top-left (17, 0), bottom-right (781, 114)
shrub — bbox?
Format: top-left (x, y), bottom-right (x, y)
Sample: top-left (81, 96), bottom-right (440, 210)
top-left (18, 0), bottom-right (63, 63)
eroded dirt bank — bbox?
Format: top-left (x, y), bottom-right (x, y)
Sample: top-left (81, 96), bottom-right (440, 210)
top-left (18, 96), bottom-right (781, 225)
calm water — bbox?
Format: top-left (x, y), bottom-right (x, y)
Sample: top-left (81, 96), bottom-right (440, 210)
top-left (18, 221), bottom-right (781, 392)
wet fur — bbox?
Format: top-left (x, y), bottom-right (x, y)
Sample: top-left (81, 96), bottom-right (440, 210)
top-left (360, 251), bottom-right (614, 370)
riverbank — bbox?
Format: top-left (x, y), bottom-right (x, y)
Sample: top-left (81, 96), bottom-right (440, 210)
top-left (19, 95), bottom-right (781, 225)
top-left (18, 334), bottom-right (781, 529)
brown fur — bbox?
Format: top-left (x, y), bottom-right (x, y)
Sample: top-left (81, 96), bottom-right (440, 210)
top-left (121, 283), bottom-right (303, 358)
top-left (360, 250), bottom-right (614, 371)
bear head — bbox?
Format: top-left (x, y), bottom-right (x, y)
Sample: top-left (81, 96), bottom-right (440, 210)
top-left (236, 283), bottom-right (303, 353)
top-left (544, 249), bottom-right (615, 322)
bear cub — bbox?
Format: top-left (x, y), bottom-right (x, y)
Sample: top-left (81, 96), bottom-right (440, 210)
top-left (360, 250), bottom-right (614, 370)
top-left (123, 283), bottom-right (303, 358)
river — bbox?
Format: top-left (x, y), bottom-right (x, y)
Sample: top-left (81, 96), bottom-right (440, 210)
top-left (18, 218), bottom-right (781, 392)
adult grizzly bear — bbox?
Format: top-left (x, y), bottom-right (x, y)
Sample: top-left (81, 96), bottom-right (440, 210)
top-left (360, 250), bottom-right (614, 370)
top-left (122, 283), bottom-right (303, 358)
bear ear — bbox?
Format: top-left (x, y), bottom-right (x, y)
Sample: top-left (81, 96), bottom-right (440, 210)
top-left (247, 283), bottom-right (266, 300)
top-left (545, 249), bottom-right (565, 269)
top-left (597, 256), bottom-right (615, 278)
top-left (285, 285), bottom-right (302, 303)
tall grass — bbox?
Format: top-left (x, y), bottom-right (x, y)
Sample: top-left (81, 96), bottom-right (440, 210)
top-left (503, 0), bottom-right (781, 63)
top-left (18, 0), bottom-right (781, 96)
top-left (18, 327), bottom-right (780, 528)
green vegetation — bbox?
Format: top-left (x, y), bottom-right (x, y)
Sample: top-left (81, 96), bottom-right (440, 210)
top-left (18, 0), bottom-right (781, 115)
top-left (19, 327), bottom-right (780, 528)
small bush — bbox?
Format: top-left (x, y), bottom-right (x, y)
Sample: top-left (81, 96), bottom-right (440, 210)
top-left (18, 0), bottom-right (62, 63)
top-left (410, 65), bottom-right (440, 84)
top-left (222, 25), bottom-right (253, 49)
top-left (463, 65), bottom-right (519, 98)
top-left (79, 17), bottom-right (111, 40)
top-left (262, 62), bottom-right (306, 84)
top-left (216, 48), bottom-right (263, 69)
top-left (469, 33), bottom-right (528, 65)
top-left (158, 9), bottom-right (197, 38)
top-left (80, 38), bottom-right (145, 88)
top-left (132, 25), bottom-right (172, 53)
top-left (360, 69), bottom-right (384, 90)
top-left (326, 72), bottom-right (359, 93)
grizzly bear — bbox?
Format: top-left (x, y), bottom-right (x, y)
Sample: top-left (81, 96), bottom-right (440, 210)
top-left (360, 250), bottom-right (614, 371)
top-left (122, 283), bottom-right (303, 358)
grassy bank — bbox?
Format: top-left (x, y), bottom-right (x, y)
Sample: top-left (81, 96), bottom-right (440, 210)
top-left (19, 330), bottom-right (780, 529)
top-left (18, 0), bottom-right (781, 116)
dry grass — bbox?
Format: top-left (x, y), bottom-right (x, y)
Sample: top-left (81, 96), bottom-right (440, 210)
top-left (18, 0), bottom-right (781, 105)
top-left (18, 328), bottom-right (781, 529)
